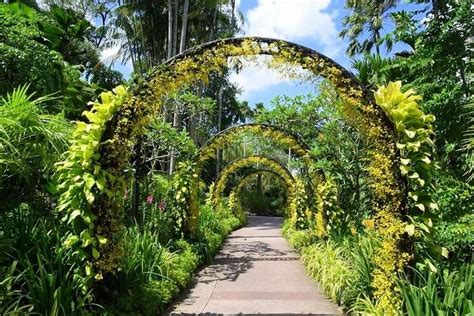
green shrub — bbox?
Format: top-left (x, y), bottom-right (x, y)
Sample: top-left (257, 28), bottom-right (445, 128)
top-left (432, 172), bottom-right (474, 264)
top-left (120, 226), bottom-right (168, 283)
top-left (301, 241), bottom-right (357, 307)
top-left (350, 235), bottom-right (377, 296)
top-left (0, 206), bottom-right (92, 315)
top-left (0, 3), bottom-right (64, 97)
top-left (284, 220), bottom-right (378, 311)
top-left (287, 229), bottom-right (313, 252)
top-left (398, 264), bottom-right (473, 315)
top-left (0, 87), bottom-right (70, 210)
top-left (103, 230), bottom-right (200, 315)
top-left (194, 203), bottom-right (230, 262)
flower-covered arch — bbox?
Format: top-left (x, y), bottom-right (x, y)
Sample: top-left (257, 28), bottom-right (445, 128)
top-left (211, 155), bottom-right (296, 206)
top-left (227, 169), bottom-right (292, 217)
top-left (56, 37), bottom-right (413, 310)
top-left (231, 169), bottom-right (292, 199)
top-left (198, 123), bottom-right (313, 164)
top-left (195, 122), bottom-right (321, 218)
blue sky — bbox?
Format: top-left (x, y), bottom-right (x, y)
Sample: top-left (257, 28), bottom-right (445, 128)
top-left (107, 0), bottom-right (424, 108)
top-left (229, 0), bottom-right (422, 107)
top-left (230, 0), bottom-right (351, 107)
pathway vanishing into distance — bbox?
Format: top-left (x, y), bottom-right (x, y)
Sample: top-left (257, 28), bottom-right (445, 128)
top-left (169, 216), bottom-right (342, 315)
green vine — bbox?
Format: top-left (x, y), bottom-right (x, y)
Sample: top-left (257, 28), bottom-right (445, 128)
top-left (375, 81), bottom-right (446, 259)
top-left (56, 86), bottom-right (130, 281)
top-left (211, 155), bottom-right (295, 206)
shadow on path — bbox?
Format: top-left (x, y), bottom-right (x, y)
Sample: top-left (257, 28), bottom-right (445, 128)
top-left (168, 216), bottom-right (342, 315)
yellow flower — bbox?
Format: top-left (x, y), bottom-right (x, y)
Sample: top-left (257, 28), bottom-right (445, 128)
top-left (362, 219), bottom-right (375, 230)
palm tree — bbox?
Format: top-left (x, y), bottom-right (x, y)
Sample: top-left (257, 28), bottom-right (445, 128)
top-left (351, 54), bottom-right (393, 87)
top-left (340, 0), bottom-right (397, 56)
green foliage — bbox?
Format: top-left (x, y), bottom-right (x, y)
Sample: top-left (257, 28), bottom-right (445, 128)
top-left (120, 226), bottom-right (168, 283)
top-left (432, 172), bottom-right (474, 264)
top-left (168, 161), bottom-right (198, 234)
top-left (39, 5), bottom-right (99, 67)
top-left (90, 64), bottom-right (125, 92)
top-left (388, 0), bottom-right (472, 173)
top-left (376, 81), bottom-right (437, 215)
top-left (340, 0), bottom-right (396, 56)
top-left (286, 228), bottom-right (313, 252)
top-left (104, 227), bottom-right (199, 315)
top-left (143, 119), bottom-right (197, 168)
top-left (351, 54), bottom-right (393, 87)
top-left (102, 201), bottom-right (240, 315)
top-left (254, 93), bottom-right (329, 142)
top-left (375, 81), bottom-right (445, 260)
top-left (301, 241), bottom-right (357, 306)
top-left (0, 3), bottom-right (65, 96)
top-left (398, 264), bottom-right (473, 316)
top-left (0, 85), bottom-right (70, 210)
top-left (61, 64), bottom-right (95, 120)
top-left (55, 86), bottom-right (129, 280)
top-left (349, 235), bottom-right (377, 297)
top-left (289, 178), bottom-right (309, 229)
top-left (0, 204), bottom-right (92, 315)
top-left (460, 99), bottom-right (474, 181)
top-left (236, 172), bottom-right (288, 217)
top-left (194, 202), bottom-right (241, 262)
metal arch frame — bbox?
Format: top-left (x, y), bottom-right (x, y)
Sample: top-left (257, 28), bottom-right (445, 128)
top-left (146, 36), bottom-right (368, 99)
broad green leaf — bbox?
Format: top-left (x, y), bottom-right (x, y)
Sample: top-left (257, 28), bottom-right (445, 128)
top-left (63, 235), bottom-right (79, 248)
top-left (92, 247), bottom-right (100, 260)
top-left (405, 224), bottom-right (415, 236)
top-left (400, 158), bottom-right (411, 165)
top-left (97, 236), bottom-right (107, 245)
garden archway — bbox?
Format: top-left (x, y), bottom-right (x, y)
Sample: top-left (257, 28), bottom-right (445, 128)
top-left (226, 169), bottom-right (293, 219)
top-left (56, 37), bottom-right (408, 308)
top-left (198, 123), bottom-right (313, 164)
top-left (211, 155), bottom-right (296, 206)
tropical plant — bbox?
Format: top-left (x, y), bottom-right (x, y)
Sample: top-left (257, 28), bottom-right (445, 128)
top-left (0, 2), bottom-right (64, 96)
top-left (0, 85), bottom-right (70, 210)
top-left (340, 0), bottom-right (397, 56)
top-left (398, 264), bottom-right (473, 315)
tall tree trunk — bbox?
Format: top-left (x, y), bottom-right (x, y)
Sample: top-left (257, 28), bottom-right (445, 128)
top-left (179, 0), bottom-right (189, 53)
top-left (168, 0), bottom-right (182, 174)
top-left (167, 0), bottom-right (173, 59)
top-left (172, 0), bottom-right (178, 56)
top-left (209, 5), bottom-right (218, 41)
top-left (257, 174), bottom-right (263, 195)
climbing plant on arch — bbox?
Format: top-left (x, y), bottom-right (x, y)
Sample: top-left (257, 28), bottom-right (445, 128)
top-left (195, 123), bottom-right (321, 217)
top-left (211, 155), bottom-right (296, 206)
top-left (211, 155), bottom-right (312, 230)
top-left (55, 37), bottom-right (438, 312)
top-left (227, 169), bottom-right (292, 220)
top-left (199, 123), bottom-right (313, 164)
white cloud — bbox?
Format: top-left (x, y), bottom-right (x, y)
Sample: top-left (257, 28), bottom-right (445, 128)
top-left (229, 57), bottom-right (291, 99)
top-left (229, 56), bottom-right (312, 101)
top-left (230, 0), bottom-right (341, 100)
top-left (100, 44), bottom-right (133, 78)
top-left (244, 0), bottom-right (341, 57)
top-left (101, 45), bottom-right (121, 64)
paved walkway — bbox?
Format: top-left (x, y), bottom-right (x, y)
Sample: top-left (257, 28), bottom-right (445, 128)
top-left (168, 216), bottom-right (342, 315)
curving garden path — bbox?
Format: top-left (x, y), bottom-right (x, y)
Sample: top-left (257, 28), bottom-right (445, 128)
top-left (168, 216), bottom-right (341, 315)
